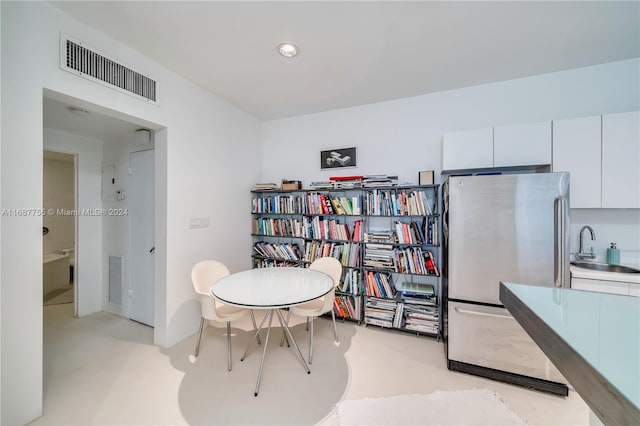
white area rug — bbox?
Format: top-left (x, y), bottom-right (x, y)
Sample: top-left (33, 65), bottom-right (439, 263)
top-left (334, 388), bottom-right (527, 425)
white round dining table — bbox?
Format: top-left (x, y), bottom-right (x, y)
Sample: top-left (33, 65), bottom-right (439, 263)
top-left (211, 267), bottom-right (333, 396)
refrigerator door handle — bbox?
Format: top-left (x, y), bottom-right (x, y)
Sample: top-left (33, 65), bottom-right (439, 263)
top-left (454, 307), bottom-right (513, 319)
top-left (554, 196), bottom-right (569, 287)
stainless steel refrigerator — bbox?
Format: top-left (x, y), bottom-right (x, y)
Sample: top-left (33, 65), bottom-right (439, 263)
top-left (443, 172), bottom-right (570, 396)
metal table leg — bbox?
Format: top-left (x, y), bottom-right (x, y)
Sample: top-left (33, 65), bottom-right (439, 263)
top-left (241, 310), bottom-right (269, 362)
top-left (276, 309), bottom-right (310, 374)
top-left (253, 310), bottom-right (274, 396)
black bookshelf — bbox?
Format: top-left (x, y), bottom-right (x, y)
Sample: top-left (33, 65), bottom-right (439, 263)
top-left (251, 184), bottom-right (442, 335)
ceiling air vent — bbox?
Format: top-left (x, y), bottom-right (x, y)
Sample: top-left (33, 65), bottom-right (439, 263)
top-left (60, 34), bottom-right (158, 104)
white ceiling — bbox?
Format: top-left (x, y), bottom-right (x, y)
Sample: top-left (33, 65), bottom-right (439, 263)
top-left (49, 1), bottom-right (639, 121)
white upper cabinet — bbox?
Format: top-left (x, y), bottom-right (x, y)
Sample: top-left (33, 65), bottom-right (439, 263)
top-left (494, 121), bottom-right (552, 167)
top-left (552, 116), bottom-right (602, 208)
top-left (442, 127), bottom-right (493, 170)
top-left (442, 122), bottom-right (552, 171)
top-left (602, 111), bottom-right (640, 208)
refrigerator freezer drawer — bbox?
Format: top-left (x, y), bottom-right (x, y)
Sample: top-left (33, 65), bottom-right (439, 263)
top-left (448, 301), bottom-right (566, 384)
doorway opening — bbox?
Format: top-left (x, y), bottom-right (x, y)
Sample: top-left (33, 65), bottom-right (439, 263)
top-left (43, 92), bottom-right (160, 325)
top-left (43, 150), bottom-right (77, 309)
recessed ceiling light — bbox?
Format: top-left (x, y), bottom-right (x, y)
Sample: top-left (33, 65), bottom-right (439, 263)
top-left (277, 43), bottom-right (299, 58)
top-left (68, 106), bottom-right (90, 117)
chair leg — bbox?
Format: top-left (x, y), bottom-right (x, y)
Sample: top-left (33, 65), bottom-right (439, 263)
top-left (309, 316), bottom-right (314, 364)
top-left (331, 309), bottom-right (339, 343)
top-left (194, 317), bottom-right (205, 357)
top-left (306, 317), bottom-right (310, 331)
top-left (250, 310), bottom-right (262, 345)
top-left (227, 321), bottom-right (233, 371)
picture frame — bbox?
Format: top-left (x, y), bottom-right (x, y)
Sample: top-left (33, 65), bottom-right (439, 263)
top-left (320, 147), bottom-right (357, 169)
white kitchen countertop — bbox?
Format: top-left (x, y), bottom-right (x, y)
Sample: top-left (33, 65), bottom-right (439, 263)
top-left (500, 282), bottom-right (640, 425)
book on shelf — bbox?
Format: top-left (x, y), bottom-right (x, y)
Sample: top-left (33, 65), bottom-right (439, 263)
top-left (424, 251), bottom-right (440, 277)
top-left (352, 220), bottom-right (363, 242)
top-left (253, 259), bottom-right (299, 268)
top-left (351, 196), bottom-right (362, 215)
top-left (330, 196), bottom-right (346, 215)
top-left (253, 242), bottom-right (301, 260)
top-left (402, 296), bottom-right (436, 307)
top-left (399, 282), bottom-right (435, 295)
top-left (365, 317), bottom-right (394, 328)
top-left (334, 295), bottom-right (359, 319)
top-left (393, 302), bottom-right (404, 328)
top-left (338, 268), bottom-right (361, 295)
top-left (364, 271), bottom-right (395, 298)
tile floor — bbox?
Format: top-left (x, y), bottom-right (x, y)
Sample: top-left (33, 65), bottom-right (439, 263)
top-left (32, 304), bottom-right (589, 425)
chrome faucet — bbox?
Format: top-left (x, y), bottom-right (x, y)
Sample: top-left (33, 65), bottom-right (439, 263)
top-left (577, 225), bottom-right (596, 260)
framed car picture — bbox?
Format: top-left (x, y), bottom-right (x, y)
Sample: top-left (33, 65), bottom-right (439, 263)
top-left (320, 147), bottom-right (357, 169)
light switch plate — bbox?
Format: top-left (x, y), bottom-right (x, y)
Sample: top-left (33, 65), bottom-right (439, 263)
top-left (189, 217), bottom-right (210, 229)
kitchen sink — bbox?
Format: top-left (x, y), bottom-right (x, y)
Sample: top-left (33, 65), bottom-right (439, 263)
top-left (571, 261), bottom-right (640, 274)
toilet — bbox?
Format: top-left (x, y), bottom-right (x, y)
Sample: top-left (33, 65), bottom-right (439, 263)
top-left (62, 247), bottom-right (75, 282)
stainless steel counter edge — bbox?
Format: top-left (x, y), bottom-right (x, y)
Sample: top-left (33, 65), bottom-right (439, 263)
top-left (570, 265), bottom-right (640, 284)
top-left (499, 283), bottom-right (640, 426)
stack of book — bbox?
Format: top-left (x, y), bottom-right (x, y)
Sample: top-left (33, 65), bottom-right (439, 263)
top-left (309, 181), bottom-right (333, 189)
top-left (400, 283), bottom-right (436, 307)
top-left (364, 298), bottom-right (397, 328)
top-left (364, 231), bottom-right (396, 244)
top-left (252, 182), bottom-right (279, 191)
top-left (364, 243), bottom-right (394, 269)
top-left (403, 305), bottom-right (439, 334)
top-left (362, 175), bottom-right (398, 188)
top-left (329, 175), bottom-right (364, 189)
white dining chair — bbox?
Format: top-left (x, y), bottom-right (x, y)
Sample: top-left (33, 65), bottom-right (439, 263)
top-left (282, 257), bottom-right (342, 364)
top-left (191, 260), bottom-right (260, 371)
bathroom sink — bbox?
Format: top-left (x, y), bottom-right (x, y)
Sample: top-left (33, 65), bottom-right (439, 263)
top-left (571, 261), bottom-right (640, 274)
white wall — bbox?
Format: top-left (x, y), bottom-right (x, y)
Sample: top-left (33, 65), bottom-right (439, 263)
top-left (262, 58), bottom-right (640, 254)
top-left (44, 128), bottom-right (103, 316)
top-left (262, 59), bottom-right (639, 185)
top-left (1, 2), bottom-right (262, 424)
top-left (570, 209), bottom-right (640, 266)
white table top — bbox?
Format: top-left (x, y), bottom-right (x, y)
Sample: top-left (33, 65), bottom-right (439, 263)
top-left (211, 267), bottom-right (333, 309)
